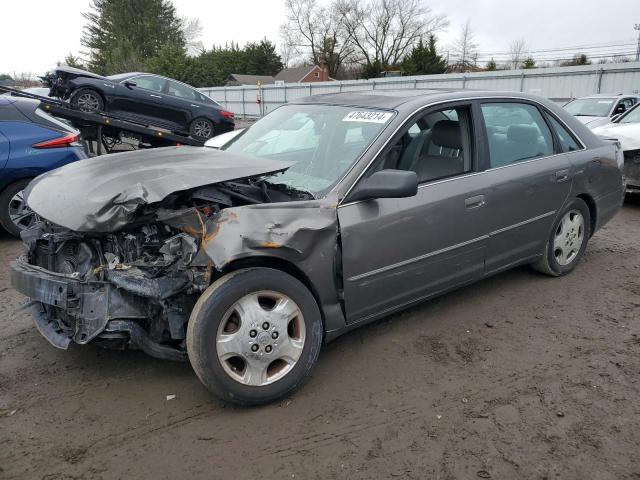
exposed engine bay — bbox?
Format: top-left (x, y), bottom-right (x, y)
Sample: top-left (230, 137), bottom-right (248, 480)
top-left (14, 176), bottom-right (317, 361)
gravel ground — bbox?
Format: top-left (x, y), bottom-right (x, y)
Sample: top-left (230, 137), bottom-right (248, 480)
top-left (1, 197), bottom-right (639, 480)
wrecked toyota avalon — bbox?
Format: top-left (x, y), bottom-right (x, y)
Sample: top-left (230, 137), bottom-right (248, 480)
top-left (11, 91), bottom-right (624, 405)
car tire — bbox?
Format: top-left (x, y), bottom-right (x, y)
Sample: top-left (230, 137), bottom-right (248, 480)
top-left (70, 88), bottom-right (104, 113)
top-left (531, 198), bottom-right (591, 277)
top-left (189, 118), bottom-right (215, 140)
top-left (0, 179), bottom-right (38, 238)
top-left (186, 267), bottom-right (323, 406)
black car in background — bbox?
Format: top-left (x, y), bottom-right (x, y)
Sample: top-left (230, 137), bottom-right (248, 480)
top-left (43, 67), bottom-right (234, 140)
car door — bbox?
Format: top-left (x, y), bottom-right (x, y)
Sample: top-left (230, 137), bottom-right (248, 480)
top-left (0, 128), bottom-right (9, 169)
top-left (164, 80), bottom-right (205, 129)
top-left (478, 101), bottom-right (573, 274)
top-left (338, 103), bottom-right (492, 323)
top-left (114, 75), bottom-right (171, 127)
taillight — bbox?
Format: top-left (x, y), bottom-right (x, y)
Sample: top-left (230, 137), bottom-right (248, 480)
top-left (220, 110), bottom-right (234, 120)
top-left (33, 132), bottom-right (79, 149)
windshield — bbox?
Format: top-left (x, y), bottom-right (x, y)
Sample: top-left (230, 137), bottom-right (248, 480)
top-left (222, 104), bottom-right (394, 195)
top-left (564, 98), bottom-right (614, 117)
top-left (619, 104), bottom-right (640, 124)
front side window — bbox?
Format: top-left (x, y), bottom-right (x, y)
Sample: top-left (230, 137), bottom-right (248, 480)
top-left (369, 107), bottom-right (471, 184)
top-left (619, 104), bottom-right (640, 124)
top-left (223, 105), bottom-right (394, 195)
top-left (131, 75), bottom-right (165, 93)
top-left (481, 102), bottom-right (554, 168)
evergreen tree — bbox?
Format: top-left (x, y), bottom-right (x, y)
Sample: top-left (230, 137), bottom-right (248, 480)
top-left (243, 39), bottom-right (284, 76)
top-left (485, 58), bottom-right (497, 71)
top-left (522, 57), bottom-right (536, 69)
top-left (401, 35), bottom-right (447, 76)
top-left (81, 0), bottom-right (185, 74)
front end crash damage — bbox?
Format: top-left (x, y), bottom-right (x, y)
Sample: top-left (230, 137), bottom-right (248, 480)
top-left (11, 148), bottom-right (343, 361)
top-left (624, 149), bottom-right (640, 191)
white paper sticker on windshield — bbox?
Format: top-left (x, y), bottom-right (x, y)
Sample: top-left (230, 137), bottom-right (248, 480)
top-left (598, 100), bottom-right (613, 104)
top-left (343, 111), bottom-right (393, 123)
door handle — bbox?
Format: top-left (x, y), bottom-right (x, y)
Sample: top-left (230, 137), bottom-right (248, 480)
top-left (150, 94), bottom-right (162, 98)
top-left (555, 169), bottom-right (569, 182)
top-left (465, 195), bottom-right (485, 209)
top-left (190, 104), bottom-right (201, 107)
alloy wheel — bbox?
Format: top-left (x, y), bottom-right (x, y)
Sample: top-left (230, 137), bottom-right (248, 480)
top-left (553, 209), bottom-right (584, 266)
top-left (192, 120), bottom-right (212, 139)
top-left (77, 93), bottom-right (100, 112)
top-left (8, 190), bottom-right (39, 232)
top-left (216, 290), bottom-right (306, 386)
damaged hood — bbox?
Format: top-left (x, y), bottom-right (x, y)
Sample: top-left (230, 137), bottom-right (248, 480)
top-left (593, 123), bottom-right (640, 151)
top-left (25, 146), bottom-right (294, 232)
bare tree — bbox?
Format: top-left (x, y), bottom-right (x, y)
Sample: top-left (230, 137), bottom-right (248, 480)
top-left (281, 0), bottom-right (354, 77)
top-left (181, 17), bottom-right (204, 56)
top-left (509, 38), bottom-right (527, 70)
top-left (450, 20), bottom-right (478, 72)
top-left (337, 0), bottom-right (448, 74)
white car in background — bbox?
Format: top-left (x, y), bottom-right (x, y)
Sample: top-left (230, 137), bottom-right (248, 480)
top-left (564, 94), bottom-right (640, 129)
top-left (593, 103), bottom-right (640, 193)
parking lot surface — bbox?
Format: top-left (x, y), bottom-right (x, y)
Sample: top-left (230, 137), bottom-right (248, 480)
top-left (1, 197), bottom-right (639, 479)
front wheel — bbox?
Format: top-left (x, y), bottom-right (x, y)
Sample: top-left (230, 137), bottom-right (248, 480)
top-left (186, 268), bottom-right (323, 405)
top-left (531, 198), bottom-right (591, 276)
top-left (70, 88), bottom-right (104, 113)
top-left (189, 118), bottom-right (215, 140)
top-left (0, 179), bottom-right (39, 237)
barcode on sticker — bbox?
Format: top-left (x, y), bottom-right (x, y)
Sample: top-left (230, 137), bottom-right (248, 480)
top-left (343, 111), bottom-right (393, 123)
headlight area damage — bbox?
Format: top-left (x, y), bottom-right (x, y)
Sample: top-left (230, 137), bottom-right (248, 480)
top-left (10, 147), bottom-right (340, 361)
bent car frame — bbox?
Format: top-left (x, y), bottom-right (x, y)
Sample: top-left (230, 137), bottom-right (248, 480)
top-left (11, 90), bottom-right (624, 405)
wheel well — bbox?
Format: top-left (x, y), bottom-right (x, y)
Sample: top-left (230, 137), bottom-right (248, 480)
top-left (220, 256), bottom-right (325, 325)
top-left (0, 177), bottom-right (33, 195)
top-left (576, 193), bottom-right (597, 237)
top-left (72, 87), bottom-right (105, 105)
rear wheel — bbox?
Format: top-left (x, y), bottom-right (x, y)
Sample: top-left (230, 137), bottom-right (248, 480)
top-left (71, 88), bottom-right (104, 113)
top-left (186, 268), bottom-right (323, 405)
top-left (0, 179), bottom-right (39, 237)
top-left (189, 118), bottom-right (215, 140)
top-left (532, 198), bottom-right (591, 276)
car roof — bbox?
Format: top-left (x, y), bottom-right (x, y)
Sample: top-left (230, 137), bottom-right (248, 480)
top-left (580, 93), bottom-right (639, 99)
top-left (292, 89), bottom-right (557, 112)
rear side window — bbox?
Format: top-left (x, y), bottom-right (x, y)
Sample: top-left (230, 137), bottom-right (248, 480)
top-left (545, 114), bottom-right (581, 152)
top-left (167, 80), bottom-right (200, 101)
top-left (481, 102), bottom-right (554, 168)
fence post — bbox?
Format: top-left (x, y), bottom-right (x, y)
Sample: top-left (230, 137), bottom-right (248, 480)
top-left (224, 88), bottom-right (228, 109)
top-left (372, 80), bottom-right (376, 90)
top-left (284, 84), bottom-right (287, 103)
top-left (241, 88), bottom-right (245, 119)
top-left (519, 72), bottom-right (525, 92)
top-left (461, 75), bottom-right (466, 89)
top-left (596, 68), bottom-right (604, 94)
top-left (309, 83), bottom-right (312, 96)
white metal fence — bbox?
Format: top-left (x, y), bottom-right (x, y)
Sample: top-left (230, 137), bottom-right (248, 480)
top-left (199, 62), bottom-right (640, 118)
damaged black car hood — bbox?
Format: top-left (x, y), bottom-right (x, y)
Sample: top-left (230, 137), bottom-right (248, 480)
top-left (25, 146), bottom-right (294, 232)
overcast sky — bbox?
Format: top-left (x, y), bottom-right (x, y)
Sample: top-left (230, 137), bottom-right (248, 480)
top-left (2, 0), bottom-right (638, 75)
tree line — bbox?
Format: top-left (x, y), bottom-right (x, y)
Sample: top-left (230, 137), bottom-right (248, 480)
top-left (3, 0), bottom-right (630, 88)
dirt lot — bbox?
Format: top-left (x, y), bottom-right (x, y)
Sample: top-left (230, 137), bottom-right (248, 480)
top-left (1, 197), bottom-right (639, 480)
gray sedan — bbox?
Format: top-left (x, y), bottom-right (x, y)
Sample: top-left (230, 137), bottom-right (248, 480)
top-left (11, 90), bottom-right (625, 405)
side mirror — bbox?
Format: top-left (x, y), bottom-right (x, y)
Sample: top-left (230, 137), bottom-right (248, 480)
top-left (124, 80), bottom-right (137, 88)
top-left (613, 104), bottom-right (626, 115)
top-left (348, 169), bottom-right (418, 203)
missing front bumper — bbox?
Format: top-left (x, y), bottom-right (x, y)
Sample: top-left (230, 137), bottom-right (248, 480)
top-left (11, 259), bottom-right (147, 345)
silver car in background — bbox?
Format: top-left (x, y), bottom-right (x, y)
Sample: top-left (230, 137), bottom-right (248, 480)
top-left (564, 93), bottom-right (640, 129)
top-left (11, 90), bottom-right (625, 405)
